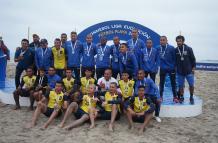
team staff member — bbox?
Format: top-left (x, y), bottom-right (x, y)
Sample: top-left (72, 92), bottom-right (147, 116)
top-left (81, 34), bottom-right (97, 77)
top-left (35, 39), bottom-right (53, 72)
top-left (14, 39), bottom-right (34, 88)
top-left (119, 43), bottom-right (138, 79)
top-left (157, 36), bottom-right (178, 102)
top-left (96, 37), bottom-right (112, 79)
top-left (65, 31), bottom-right (83, 80)
top-left (52, 38), bottom-right (66, 77)
top-left (140, 39), bottom-right (159, 83)
top-left (111, 36), bottom-right (120, 79)
top-left (127, 29), bottom-right (145, 66)
top-left (175, 35), bottom-right (196, 104)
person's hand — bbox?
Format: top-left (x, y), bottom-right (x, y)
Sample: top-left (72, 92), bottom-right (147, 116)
top-left (94, 97), bottom-right (99, 102)
top-left (100, 82), bottom-right (105, 89)
top-left (102, 101), bottom-right (107, 107)
top-left (17, 56), bottom-right (24, 61)
top-left (157, 99), bottom-right (162, 104)
top-left (192, 68), bottom-right (195, 74)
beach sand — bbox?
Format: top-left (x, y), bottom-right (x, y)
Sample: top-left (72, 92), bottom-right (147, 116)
top-left (0, 69), bottom-right (218, 143)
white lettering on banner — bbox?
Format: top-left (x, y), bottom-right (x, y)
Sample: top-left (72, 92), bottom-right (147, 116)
top-left (111, 24), bottom-right (122, 29)
top-left (91, 26), bottom-right (110, 35)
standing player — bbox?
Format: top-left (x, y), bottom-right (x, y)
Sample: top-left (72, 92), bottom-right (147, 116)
top-left (111, 36), bottom-right (121, 79)
top-left (175, 35), bottom-right (196, 104)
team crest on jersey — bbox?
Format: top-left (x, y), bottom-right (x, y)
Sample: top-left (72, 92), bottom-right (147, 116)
top-left (71, 81), bottom-right (74, 85)
top-left (32, 79), bottom-right (34, 83)
top-left (58, 96), bottom-right (63, 100)
top-left (60, 51), bottom-right (63, 54)
top-left (128, 83), bottom-right (132, 87)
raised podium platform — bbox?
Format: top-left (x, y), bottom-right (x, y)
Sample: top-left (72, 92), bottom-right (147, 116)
top-left (0, 78), bottom-right (203, 117)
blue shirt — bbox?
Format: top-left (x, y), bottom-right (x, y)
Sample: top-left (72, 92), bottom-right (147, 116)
top-left (14, 48), bottom-right (34, 69)
top-left (35, 47), bottom-right (53, 71)
top-left (119, 51), bottom-right (138, 76)
top-left (134, 78), bottom-right (160, 99)
top-left (47, 74), bottom-right (61, 89)
top-left (65, 40), bottom-right (83, 67)
top-left (95, 44), bottom-right (112, 68)
top-left (127, 38), bottom-right (145, 66)
top-left (140, 47), bottom-right (159, 73)
top-left (156, 44), bottom-right (176, 71)
top-left (111, 44), bottom-right (120, 71)
top-left (81, 43), bottom-right (97, 67)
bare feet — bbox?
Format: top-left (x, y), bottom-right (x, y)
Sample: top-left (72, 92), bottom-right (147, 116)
top-left (25, 123), bottom-right (34, 129)
top-left (138, 128), bottom-right (145, 135)
top-left (89, 124), bottom-right (95, 129)
top-left (108, 123), bottom-right (114, 132)
top-left (13, 105), bottom-right (21, 110)
top-left (58, 122), bottom-right (65, 128)
top-left (128, 124), bottom-right (134, 130)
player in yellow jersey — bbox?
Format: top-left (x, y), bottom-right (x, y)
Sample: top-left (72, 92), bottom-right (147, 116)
top-left (79, 68), bottom-right (96, 95)
top-left (26, 81), bottom-right (67, 129)
top-left (60, 84), bottom-right (99, 129)
top-left (98, 82), bottom-right (122, 131)
top-left (52, 38), bottom-right (66, 77)
top-left (13, 67), bottom-right (36, 110)
top-left (124, 85), bottom-right (155, 135)
top-left (62, 68), bottom-right (75, 94)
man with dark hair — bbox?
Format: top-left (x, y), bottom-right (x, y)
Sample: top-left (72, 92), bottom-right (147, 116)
top-left (81, 34), bottom-right (97, 77)
top-left (119, 43), bottom-right (138, 79)
top-left (13, 67), bottom-right (36, 110)
top-left (14, 39), bottom-right (35, 88)
top-left (127, 29), bottom-right (145, 66)
top-left (35, 39), bottom-right (53, 72)
top-left (61, 33), bottom-right (67, 49)
top-left (51, 38), bottom-right (66, 77)
top-left (65, 31), bottom-right (83, 80)
top-left (95, 37), bottom-right (112, 79)
top-left (140, 39), bottom-right (159, 83)
top-left (175, 35), bottom-right (196, 104)
top-left (157, 36), bottom-right (178, 102)
top-left (111, 36), bottom-right (121, 79)
top-left (29, 34), bottom-right (40, 50)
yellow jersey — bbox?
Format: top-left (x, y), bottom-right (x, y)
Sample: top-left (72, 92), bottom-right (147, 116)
top-left (80, 77), bottom-right (96, 94)
top-left (62, 77), bottom-right (75, 92)
top-left (52, 47), bottom-right (66, 69)
top-left (47, 90), bottom-right (64, 109)
top-left (104, 92), bottom-right (120, 112)
top-left (133, 97), bottom-right (150, 113)
top-left (80, 95), bottom-right (97, 113)
top-left (118, 79), bottom-right (134, 99)
top-left (22, 75), bottom-right (36, 88)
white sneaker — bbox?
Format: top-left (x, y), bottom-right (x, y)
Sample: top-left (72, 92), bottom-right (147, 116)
top-left (155, 116), bottom-right (162, 123)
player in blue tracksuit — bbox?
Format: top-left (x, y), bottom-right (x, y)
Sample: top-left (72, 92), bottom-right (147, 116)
top-left (95, 37), bottom-right (112, 79)
top-left (140, 39), bottom-right (159, 83)
top-left (65, 31), bottom-right (83, 80)
top-left (46, 67), bottom-right (61, 90)
top-left (119, 43), bottom-right (138, 79)
top-left (81, 34), bottom-right (97, 77)
top-left (127, 29), bottom-right (145, 66)
top-left (35, 39), bottom-right (53, 72)
top-left (111, 36), bottom-right (120, 79)
top-left (175, 35), bottom-right (196, 105)
top-left (134, 69), bottom-right (162, 122)
top-left (156, 36), bottom-right (178, 102)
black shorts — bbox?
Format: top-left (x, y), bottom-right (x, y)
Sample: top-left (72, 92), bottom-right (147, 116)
top-left (20, 89), bottom-right (31, 97)
top-left (74, 108), bottom-right (88, 119)
top-left (98, 110), bottom-right (120, 120)
top-left (132, 115), bottom-right (145, 123)
top-left (43, 107), bottom-right (62, 117)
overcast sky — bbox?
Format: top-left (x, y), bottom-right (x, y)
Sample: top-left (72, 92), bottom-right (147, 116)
top-left (0, 0), bottom-right (218, 61)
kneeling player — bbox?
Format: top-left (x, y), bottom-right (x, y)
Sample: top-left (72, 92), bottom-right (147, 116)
top-left (124, 85), bottom-right (155, 135)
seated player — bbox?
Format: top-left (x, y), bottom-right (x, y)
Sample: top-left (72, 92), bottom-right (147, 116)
top-left (26, 81), bottom-right (67, 129)
top-left (98, 82), bottom-right (122, 131)
top-left (124, 85), bottom-right (155, 135)
top-left (61, 84), bottom-right (99, 129)
top-left (80, 68), bottom-right (96, 95)
top-left (32, 68), bottom-right (48, 109)
top-left (62, 68), bottom-right (75, 96)
top-left (13, 67), bottom-right (36, 110)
